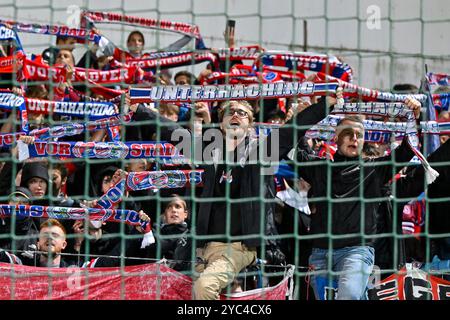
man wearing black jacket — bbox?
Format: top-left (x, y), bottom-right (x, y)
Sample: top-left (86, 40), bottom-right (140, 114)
top-left (192, 97), bottom-right (334, 300)
top-left (298, 97), bottom-right (421, 300)
top-left (128, 95), bottom-right (336, 299)
top-left (157, 195), bottom-right (191, 272)
top-left (0, 219), bottom-right (73, 267)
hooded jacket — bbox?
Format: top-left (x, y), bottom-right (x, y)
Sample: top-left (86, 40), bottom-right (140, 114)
top-left (130, 100), bottom-right (327, 248)
top-left (196, 99), bottom-right (328, 248)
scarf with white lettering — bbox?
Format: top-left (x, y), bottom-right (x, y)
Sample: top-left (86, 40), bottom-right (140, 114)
top-left (117, 51), bottom-right (219, 70)
top-left (0, 204), bottom-right (150, 230)
top-left (308, 114), bottom-right (439, 184)
top-left (129, 81), bottom-right (339, 104)
top-left (73, 66), bottom-right (149, 84)
top-left (17, 140), bottom-right (183, 163)
top-left (314, 72), bottom-right (428, 102)
top-left (199, 64), bottom-right (305, 85)
top-left (421, 120), bottom-right (450, 134)
top-left (306, 127), bottom-right (396, 144)
top-left (307, 114), bottom-right (450, 137)
top-left (26, 98), bottom-right (118, 119)
top-left (308, 115), bottom-right (415, 138)
top-left (0, 23), bottom-right (25, 53)
top-left (0, 92), bottom-right (29, 132)
top-left (215, 45), bottom-right (262, 61)
top-left (332, 102), bottom-right (416, 121)
top-left (81, 10), bottom-right (206, 49)
top-left (114, 46), bottom-right (261, 71)
top-left (29, 112), bottom-right (133, 140)
top-left (259, 51), bottom-right (353, 82)
top-left (22, 56), bottom-right (149, 85)
top-left (0, 52), bottom-right (26, 74)
top-left (1, 19), bottom-right (102, 44)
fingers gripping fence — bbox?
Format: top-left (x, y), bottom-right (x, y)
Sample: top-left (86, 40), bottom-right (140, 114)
top-left (0, 0), bottom-right (448, 301)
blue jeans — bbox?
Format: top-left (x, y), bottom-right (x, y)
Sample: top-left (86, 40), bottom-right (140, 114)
top-left (308, 246), bottom-right (375, 300)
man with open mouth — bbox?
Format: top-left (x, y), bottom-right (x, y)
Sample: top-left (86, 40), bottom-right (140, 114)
top-left (301, 97), bottom-right (422, 300)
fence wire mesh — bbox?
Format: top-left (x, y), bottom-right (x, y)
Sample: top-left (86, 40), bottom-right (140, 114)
top-left (0, 0), bottom-right (448, 300)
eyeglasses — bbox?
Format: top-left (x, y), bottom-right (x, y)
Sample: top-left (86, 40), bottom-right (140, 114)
top-left (224, 108), bottom-right (249, 118)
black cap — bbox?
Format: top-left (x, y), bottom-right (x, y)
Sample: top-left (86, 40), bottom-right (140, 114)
top-left (20, 163), bottom-right (49, 188)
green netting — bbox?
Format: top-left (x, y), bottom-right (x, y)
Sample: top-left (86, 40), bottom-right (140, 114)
top-left (0, 0), bottom-right (448, 300)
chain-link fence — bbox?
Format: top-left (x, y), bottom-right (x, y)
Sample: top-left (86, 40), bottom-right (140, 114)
top-left (0, 0), bottom-right (448, 300)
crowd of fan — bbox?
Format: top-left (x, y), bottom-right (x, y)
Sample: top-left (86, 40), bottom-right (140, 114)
top-left (0, 23), bottom-right (448, 300)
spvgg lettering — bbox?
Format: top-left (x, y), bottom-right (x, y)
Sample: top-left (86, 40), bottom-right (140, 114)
top-left (219, 47), bottom-right (258, 60)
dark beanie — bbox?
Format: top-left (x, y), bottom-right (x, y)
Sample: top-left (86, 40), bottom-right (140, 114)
top-left (20, 163), bottom-right (49, 188)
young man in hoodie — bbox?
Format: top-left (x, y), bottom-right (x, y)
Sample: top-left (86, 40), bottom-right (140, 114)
top-left (20, 162), bottom-right (49, 200)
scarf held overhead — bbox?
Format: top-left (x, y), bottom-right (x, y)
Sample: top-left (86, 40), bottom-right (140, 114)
top-left (0, 92), bottom-right (28, 132)
top-left (130, 81), bottom-right (339, 103)
top-left (81, 10), bottom-right (203, 39)
top-left (26, 98), bottom-right (118, 119)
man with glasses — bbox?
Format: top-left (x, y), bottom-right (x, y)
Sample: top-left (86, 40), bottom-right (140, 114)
top-left (193, 98), bottom-right (323, 299)
top-left (127, 95), bottom-right (334, 299)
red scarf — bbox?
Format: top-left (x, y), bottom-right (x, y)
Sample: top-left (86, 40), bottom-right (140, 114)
top-left (22, 55), bottom-right (148, 85)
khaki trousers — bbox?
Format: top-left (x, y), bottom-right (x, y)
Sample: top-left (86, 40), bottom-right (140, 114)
top-left (193, 242), bottom-right (257, 300)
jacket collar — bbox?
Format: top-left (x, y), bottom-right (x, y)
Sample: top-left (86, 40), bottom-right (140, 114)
top-left (333, 151), bottom-right (360, 162)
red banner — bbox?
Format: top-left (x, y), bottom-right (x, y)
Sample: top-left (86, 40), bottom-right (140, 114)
top-left (369, 266), bottom-right (450, 300)
top-left (0, 262), bottom-right (191, 300)
top-left (0, 262), bottom-right (292, 300)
